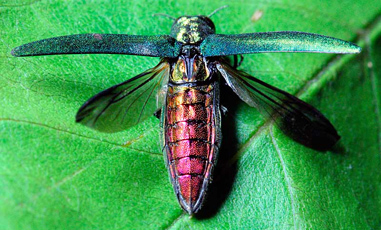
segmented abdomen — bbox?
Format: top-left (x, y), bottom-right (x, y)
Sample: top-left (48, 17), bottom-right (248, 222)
top-left (162, 82), bottom-right (220, 214)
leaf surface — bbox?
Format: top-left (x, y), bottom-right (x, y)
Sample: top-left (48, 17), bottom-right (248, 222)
top-left (1, 1), bottom-right (380, 229)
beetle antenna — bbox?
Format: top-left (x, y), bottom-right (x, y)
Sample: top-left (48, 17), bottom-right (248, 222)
top-left (152, 13), bottom-right (176, 20)
top-left (208, 5), bottom-right (229, 18)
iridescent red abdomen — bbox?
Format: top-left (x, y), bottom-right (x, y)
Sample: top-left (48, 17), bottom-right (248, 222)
top-left (162, 82), bottom-right (221, 214)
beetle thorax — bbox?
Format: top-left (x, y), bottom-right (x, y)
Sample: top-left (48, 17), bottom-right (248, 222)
top-left (170, 46), bottom-right (210, 83)
top-left (170, 16), bottom-right (215, 44)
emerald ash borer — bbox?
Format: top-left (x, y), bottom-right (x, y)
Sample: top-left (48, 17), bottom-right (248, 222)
top-left (11, 8), bottom-right (360, 214)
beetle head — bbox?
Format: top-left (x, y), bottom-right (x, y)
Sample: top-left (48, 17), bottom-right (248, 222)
top-left (170, 16), bottom-right (215, 44)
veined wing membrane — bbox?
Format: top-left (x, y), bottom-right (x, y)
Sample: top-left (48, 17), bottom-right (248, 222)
top-left (76, 60), bottom-right (169, 133)
top-left (217, 62), bottom-right (340, 151)
top-left (11, 34), bottom-right (180, 58)
top-left (201, 32), bottom-right (361, 57)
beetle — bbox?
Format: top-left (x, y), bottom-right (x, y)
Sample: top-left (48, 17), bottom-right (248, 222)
top-left (11, 8), bottom-right (360, 214)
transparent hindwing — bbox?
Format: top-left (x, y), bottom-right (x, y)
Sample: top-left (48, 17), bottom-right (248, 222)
top-left (76, 60), bottom-right (170, 133)
top-left (217, 61), bottom-right (340, 151)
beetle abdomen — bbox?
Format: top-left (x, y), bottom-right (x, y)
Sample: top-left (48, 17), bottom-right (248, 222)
top-left (163, 83), bottom-right (221, 214)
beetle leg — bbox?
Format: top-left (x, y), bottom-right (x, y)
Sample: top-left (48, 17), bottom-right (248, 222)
top-left (154, 108), bottom-right (162, 119)
top-left (221, 105), bottom-right (228, 116)
top-left (233, 55), bottom-right (244, 68)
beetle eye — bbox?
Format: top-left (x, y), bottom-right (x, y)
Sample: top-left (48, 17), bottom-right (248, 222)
top-left (199, 16), bottom-right (215, 31)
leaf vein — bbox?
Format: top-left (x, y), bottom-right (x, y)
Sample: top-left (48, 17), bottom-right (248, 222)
top-left (270, 128), bottom-right (299, 229)
top-left (163, 213), bottom-right (186, 230)
top-left (0, 117), bottom-right (162, 156)
top-left (365, 28), bottom-right (381, 157)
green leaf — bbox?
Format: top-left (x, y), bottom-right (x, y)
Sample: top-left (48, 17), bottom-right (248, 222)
top-left (1, 1), bottom-right (380, 229)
